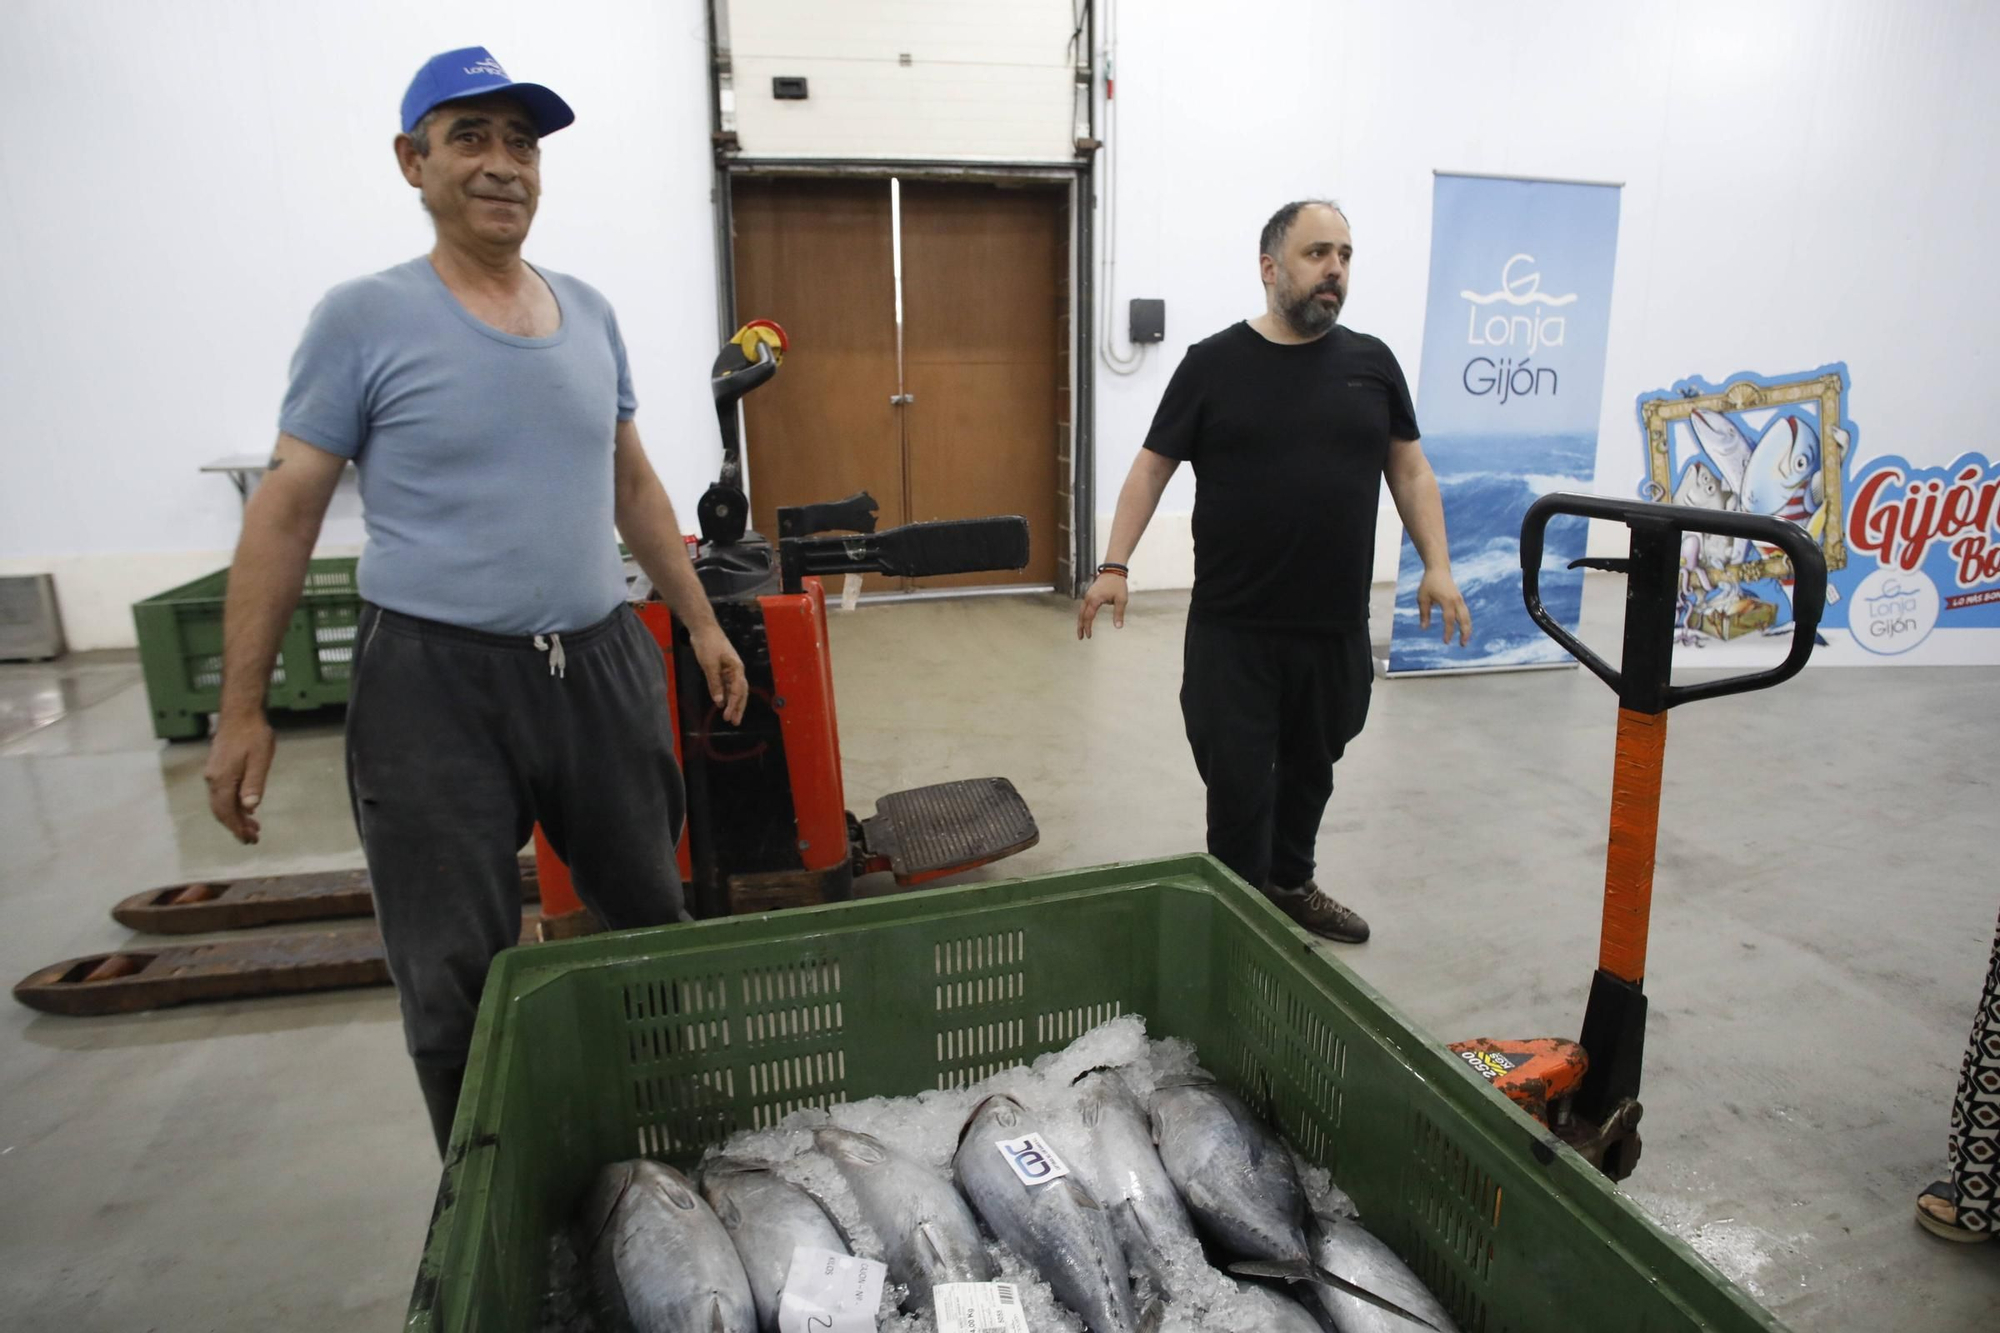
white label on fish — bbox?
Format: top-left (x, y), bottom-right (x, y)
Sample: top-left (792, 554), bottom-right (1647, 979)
top-left (777, 1246), bottom-right (886, 1333)
top-left (933, 1281), bottom-right (1032, 1333)
top-left (995, 1133), bottom-right (1071, 1187)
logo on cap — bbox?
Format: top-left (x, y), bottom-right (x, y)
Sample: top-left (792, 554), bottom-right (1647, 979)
top-left (464, 56), bottom-right (507, 78)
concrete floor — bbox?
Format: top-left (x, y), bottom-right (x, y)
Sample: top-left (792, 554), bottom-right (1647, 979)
top-left (1, 577), bottom-right (1996, 1331)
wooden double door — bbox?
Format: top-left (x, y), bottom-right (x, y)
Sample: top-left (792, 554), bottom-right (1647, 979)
top-left (731, 177), bottom-right (1065, 591)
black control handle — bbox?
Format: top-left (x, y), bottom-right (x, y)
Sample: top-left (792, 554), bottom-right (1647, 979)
top-left (711, 339), bottom-right (778, 410)
top-left (777, 491), bottom-right (881, 539)
top-left (780, 517), bottom-right (1029, 593)
top-left (708, 325), bottom-right (786, 513)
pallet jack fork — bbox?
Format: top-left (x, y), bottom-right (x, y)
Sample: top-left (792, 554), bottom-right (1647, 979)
top-left (99, 861), bottom-right (539, 934)
top-left (1449, 494), bottom-right (1828, 1181)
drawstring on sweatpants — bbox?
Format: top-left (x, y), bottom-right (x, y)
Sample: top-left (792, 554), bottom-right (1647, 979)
top-left (533, 632), bottom-right (567, 679)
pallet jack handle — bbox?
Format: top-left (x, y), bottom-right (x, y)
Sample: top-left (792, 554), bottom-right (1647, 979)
top-left (1520, 493), bottom-right (1827, 713)
top-left (1520, 494), bottom-right (1828, 1130)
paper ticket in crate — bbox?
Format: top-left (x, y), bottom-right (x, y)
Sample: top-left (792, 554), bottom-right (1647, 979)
top-left (934, 1280), bottom-right (1032, 1333)
top-left (778, 1247), bottom-right (887, 1333)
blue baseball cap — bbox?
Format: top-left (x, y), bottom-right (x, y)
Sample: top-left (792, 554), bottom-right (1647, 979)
top-left (400, 46), bottom-right (574, 136)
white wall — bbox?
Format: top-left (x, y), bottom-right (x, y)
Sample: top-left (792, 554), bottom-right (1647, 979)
top-left (727, 0), bottom-right (1078, 161)
top-left (7, 1), bottom-right (1998, 648)
top-left (0, 0), bottom-right (721, 648)
top-left (1091, 0), bottom-right (2000, 586)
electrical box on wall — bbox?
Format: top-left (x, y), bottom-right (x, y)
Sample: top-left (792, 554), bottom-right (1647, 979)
top-left (772, 76), bottom-right (808, 100)
top-left (1129, 299), bottom-right (1165, 344)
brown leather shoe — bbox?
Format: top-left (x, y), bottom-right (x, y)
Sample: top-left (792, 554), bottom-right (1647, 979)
top-left (1265, 881), bottom-right (1370, 943)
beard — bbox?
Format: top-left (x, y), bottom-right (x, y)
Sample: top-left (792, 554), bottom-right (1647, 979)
top-left (1277, 272), bottom-right (1343, 338)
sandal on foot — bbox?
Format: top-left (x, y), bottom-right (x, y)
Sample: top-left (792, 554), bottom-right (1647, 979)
top-left (1916, 1180), bottom-right (1991, 1243)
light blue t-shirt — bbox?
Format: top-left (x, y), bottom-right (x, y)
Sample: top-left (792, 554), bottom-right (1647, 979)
top-left (279, 256), bottom-right (635, 635)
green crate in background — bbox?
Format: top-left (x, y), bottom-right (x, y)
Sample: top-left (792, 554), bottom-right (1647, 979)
top-left (131, 558), bottom-right (360, 741)
top-left (410, 856), bottom-right (1786, 1333)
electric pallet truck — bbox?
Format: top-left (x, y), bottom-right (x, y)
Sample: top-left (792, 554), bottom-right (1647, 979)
top-left (15, 321), bottom-right (1039, 1014)
top-left (1448, 493), bottom-right (1828, 1180)
top-left (534, 319), bottom-right (1039, 928)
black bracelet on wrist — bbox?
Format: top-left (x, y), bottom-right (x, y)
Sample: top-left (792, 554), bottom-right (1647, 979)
top-left (1097, 562), bottom-right (1129, 577)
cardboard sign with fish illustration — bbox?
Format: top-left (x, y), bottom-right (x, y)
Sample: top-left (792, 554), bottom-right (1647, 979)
top-left (1637, 364), bottom-right (1853, 649)
top-left (1638, 364), bottom-right (2000, 664)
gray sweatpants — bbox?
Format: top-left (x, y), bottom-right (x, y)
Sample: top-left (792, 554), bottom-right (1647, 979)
top-left (345, 601), bottom-right (689, 1071)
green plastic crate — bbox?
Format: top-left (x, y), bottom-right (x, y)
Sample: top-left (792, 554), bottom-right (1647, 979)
top-left (409, 856), bottom-right (1786, 1333)
top-left (131, 558), bottom-right (360, 740)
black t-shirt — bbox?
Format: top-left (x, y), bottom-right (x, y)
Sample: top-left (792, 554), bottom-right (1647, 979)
top-left (1142, 322), bottom-right (1418, 631)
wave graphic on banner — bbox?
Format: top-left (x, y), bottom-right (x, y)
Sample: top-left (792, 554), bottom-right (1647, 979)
top-left (1459, 255), bottom-right (1581, 307)
top-left (1389, 434), bottom-right (1593, 672)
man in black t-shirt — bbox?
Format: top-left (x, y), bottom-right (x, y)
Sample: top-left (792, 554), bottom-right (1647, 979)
top-left (1077, 200), bottom-right (1470, 942)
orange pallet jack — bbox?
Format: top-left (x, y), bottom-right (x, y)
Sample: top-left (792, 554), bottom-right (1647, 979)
top-left (1448, 493), bottom-right (1827, 1179)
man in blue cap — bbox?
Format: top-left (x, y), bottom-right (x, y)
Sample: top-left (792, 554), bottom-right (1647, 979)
top-left (202, 47), bottom-right (748, 1155)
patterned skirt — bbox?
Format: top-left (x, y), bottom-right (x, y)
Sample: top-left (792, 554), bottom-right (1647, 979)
top-left (1948, 907), bottom-right (2000, 1232)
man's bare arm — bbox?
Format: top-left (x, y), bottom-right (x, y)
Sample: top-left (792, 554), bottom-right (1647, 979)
top-left (613, 419), bottom-right (748, 725)
top-left (205, 434), bottom-right (346, 842)
top-left (1077, 447), bottom-right (1181, 639)
top-left (1384, 437), bottom-right (1472, 645)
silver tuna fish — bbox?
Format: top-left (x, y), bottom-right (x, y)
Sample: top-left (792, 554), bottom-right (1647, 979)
top-left (813, 1126), bottom-right (993, 1314)
top-left (577, 1158), bottom-right (757, 1333)
top-left (953, 1093), bottom-right (1156, 1333)
top-left (1307, 1214), bottom-right (1460, 1332)
top-left (1148, 1077), bottom-right (1314, 1265)
top-left (699, 1157), bottom-right (850, 1333)
top-left (1149, 1076), bottom-right (1440, 1330)
top-left (1072, 1067), bottom-right (1205, 1293)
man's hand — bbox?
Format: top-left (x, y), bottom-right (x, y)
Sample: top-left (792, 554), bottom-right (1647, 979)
top-left (206, 714), bottom-right (277, 844)
top-left (201, 433), bottom-right (342, 846)
top-left (1417, 569), bottom-right (1473, 646)
top-left (692, 625), bottom-right (748, 725)
top-left (1076, 573), bottom-right (1130, 640)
